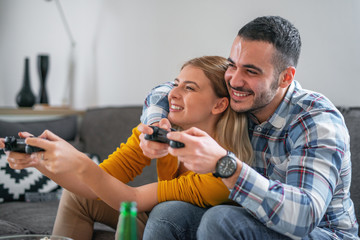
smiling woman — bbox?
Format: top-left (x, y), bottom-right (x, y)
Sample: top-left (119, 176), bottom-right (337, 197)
top-left (169, 61), bottom-right (228, 134)
top-left (168, 57), bottom-right (253, 163)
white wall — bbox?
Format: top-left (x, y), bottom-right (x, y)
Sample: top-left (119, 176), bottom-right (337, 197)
top-left (1, 0), bottom-right (359, 109)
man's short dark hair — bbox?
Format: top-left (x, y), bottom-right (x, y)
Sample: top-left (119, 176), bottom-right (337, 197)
top-left (238, 16), bottom-right (301, 74)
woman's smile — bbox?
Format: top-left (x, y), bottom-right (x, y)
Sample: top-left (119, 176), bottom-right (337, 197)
top-left (170, 103), bottom-right (183, 111)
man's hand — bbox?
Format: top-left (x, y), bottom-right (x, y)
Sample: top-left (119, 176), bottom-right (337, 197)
top-left (138, 118), bottom-right (172, 159)
top-left (167, 127), bottom-right (227, 174)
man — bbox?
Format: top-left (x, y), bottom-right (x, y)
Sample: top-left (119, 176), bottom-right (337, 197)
top-left (138, 16), bottom-right (358, 239)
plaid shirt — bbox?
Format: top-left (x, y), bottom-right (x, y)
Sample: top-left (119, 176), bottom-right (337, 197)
top-left (140, 82), bottom-right (173, 125)
top-left (141, 81), bottom-right (358, 239)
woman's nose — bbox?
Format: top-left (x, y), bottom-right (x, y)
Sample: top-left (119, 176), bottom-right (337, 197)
top-left (169, 87), bottom-right (181, 99)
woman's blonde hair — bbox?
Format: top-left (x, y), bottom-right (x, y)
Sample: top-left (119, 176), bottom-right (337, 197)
top-left (181, 56), bottom-right (253, 165)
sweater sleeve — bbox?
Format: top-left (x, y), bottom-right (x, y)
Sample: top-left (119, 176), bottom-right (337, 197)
top-left (99, 125), bottom-right (152, 183)
top-left (158, 172), bottom-right (231, 208)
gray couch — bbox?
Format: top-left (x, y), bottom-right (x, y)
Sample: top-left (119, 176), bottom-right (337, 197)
top-left (0, 106), bottom-right (157, 239)
top-left (0, 106), bottom-right (359, 238)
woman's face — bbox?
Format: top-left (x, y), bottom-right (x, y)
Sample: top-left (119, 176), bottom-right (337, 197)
top-left (168, 65), bottom-right (223, 130)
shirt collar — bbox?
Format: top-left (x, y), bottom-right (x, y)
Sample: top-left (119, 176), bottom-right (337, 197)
top-left (250, 80), bottom-right (298, 129)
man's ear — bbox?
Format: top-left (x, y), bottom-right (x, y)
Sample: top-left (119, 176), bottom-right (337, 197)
top-left (212, 97), bottom-right (229, 115)
top-left (279, 66), bottom-right (296, 88)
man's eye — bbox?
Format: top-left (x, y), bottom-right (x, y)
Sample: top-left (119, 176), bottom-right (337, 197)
top-left (173, 83), bottom-right (178, 87)
top-left (227, 63), bottom-right (236, 68)
top-left (247, 69), bottom-right (258, 75)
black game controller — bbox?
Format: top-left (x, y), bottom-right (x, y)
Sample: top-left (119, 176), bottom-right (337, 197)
top-left (144, 126), bottom-right (185, 148)
top-left (4, 136), bottom-right (44, 154)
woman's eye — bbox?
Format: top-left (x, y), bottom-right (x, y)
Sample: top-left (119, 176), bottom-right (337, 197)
top-left (185, 86), bottom-right (195, 91)
top-left (173, 83), bottom-right (178, 87)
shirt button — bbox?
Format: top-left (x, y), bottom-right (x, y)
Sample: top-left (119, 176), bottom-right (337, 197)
top-left (236, 197), bottom-right (241, 202)
top-left (256, 127), bottom-right (262, 131)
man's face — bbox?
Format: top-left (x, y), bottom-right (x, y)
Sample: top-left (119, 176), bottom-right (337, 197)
top-left (225, 37), bottom-right (281, 122)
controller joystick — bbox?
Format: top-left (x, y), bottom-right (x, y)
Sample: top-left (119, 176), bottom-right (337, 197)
top-left (4, 136), bottom-right (44, 154)
top-left (144, 126), bottom-right (185, 148)
top-left (169, 140), bottom-right (185, 149)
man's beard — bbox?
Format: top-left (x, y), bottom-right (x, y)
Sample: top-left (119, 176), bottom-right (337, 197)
top-left (228, 77), bottom-right (279, 114)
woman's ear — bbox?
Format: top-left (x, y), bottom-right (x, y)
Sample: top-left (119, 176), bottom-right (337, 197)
top-left (212, 97), bottom-right (229, 115)
top-left (279, 66), bottom-right (296, 88)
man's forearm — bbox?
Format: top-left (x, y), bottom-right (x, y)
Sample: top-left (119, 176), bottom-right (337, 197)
top-left (140, 82), bottom-right (173, 125)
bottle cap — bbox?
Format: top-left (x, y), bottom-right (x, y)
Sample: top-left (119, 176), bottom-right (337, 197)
top-left (120, 201), bottom-right (137, 214)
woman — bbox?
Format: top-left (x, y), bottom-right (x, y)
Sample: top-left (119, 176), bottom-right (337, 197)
top-left (1, 56), bottom-right (253, 239)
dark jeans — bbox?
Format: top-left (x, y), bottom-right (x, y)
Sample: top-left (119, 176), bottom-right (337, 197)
top-left (143, 201), bottom-right (333, 240)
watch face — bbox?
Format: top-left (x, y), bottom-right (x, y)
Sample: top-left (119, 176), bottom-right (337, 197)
top-left (217, 157), bottom-right (236, 178)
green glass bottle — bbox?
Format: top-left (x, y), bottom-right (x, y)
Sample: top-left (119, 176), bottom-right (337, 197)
top-left (117, 201), bottom-right (137, 240)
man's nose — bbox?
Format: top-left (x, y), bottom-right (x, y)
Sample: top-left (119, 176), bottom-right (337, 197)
top-left (227, 69), bottom-right (245, 88)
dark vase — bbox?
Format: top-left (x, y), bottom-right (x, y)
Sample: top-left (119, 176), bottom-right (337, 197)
top-left (16, 57), bottom-right (36, 107)
top-left (37, 54), bottom-right (50, 104)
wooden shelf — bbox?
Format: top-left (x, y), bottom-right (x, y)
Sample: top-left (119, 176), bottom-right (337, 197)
top-left (0, 106), bottom-right (84, 116)
top-left (0, 106), bottom-right (85, 122)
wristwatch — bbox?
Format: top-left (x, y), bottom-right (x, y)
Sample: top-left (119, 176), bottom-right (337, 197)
top-left (213, 151), bottom-right (237, 178)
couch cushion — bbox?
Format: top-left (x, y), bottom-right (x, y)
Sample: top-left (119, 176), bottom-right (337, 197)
top-left (79, 106), bottom-right (158, 187)
top-left (0, 201), bottom-right (59, 235)
top-left (0, 200), bottom-right (115, 238)
top-left (79, 106), bottom-right (143, 161)
top-left (341, 107), bottom-right (360, 224)
top-left (0, 115), bottom-right (78, 141)
top-left (0, 219), bottom-right (32, 235)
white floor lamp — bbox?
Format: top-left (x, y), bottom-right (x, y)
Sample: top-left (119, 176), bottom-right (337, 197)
top-left (48, 0), bottom-right (76, 108)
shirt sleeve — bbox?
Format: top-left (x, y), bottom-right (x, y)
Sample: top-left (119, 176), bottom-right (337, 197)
top-left (158, 172), bottom-right (231, 208)
top-left (140, 82), bottom-right (173, 125)
top-left (229, 110), bottom-right (349, 237)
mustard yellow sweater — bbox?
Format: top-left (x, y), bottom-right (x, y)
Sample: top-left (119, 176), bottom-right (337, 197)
top-left (99, 126), bottom-right (230, 208)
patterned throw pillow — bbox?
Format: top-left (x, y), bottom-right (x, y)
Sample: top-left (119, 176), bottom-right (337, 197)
top-left (0, 154), bottom-right (59, 203)
top-left (0, 153), bottom-right (100, 203)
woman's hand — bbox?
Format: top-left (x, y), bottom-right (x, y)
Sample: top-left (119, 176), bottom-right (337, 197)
top-left (167, 127), bottom-right (227, 174)
top-left (3, 132), bottom-right (42, 170)
top-left (3, 131), bottom-right (99, 198)
top-left (138, 118), bottom-right (172, 159)
top-left (0, 138), bottom-right (4, 149)
top-left (25, 130), bottom-right (89, 174)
